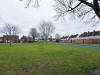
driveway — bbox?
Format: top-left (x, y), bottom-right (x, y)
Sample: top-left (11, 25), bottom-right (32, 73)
top-left (56, 43), bottom-right (100, 49)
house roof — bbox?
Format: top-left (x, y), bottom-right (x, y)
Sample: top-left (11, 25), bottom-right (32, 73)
top-left (69, 34), bottom-right (78, 38)
top-left (61, 36), bottom-right (69, 39)
top-left (79, 30), bottom-right (100, 37)
top-left (0, 37), bottom-right (3, 39)
top-left (21, 36), bottom-right (32, 40)
top-left (3, 35), bottom-right (19, 38)
top-left (21, 36), bottom-right (28, 39)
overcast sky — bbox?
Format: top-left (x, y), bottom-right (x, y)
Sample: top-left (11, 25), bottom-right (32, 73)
top-left (0, 0), bottom-right (100, 37)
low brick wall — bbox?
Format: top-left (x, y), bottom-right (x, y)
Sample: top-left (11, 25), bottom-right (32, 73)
top-left (84, 39), bottom-right (97, 44)
top-left (64, 39), bottom-right (100, 44)
top-left (97, 40), bottom-right (100, 44)
top-left (64, 40), bottom-right (72, 43)
top-left (72, 40), bottom-right (84, 44)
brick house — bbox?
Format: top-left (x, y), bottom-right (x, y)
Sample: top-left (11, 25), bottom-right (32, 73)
top-left (60, 36), bottom-right (69, 42)
top-left (20, 36), bottom-right (33, 43)
top-left (79, 30), bottom-right (100, 40)
top-left (0, 35), bottom-right (19, 43)
top-left (68, 34), bottom-right (78, 40)
top-left (0, 37), bottom-right (3, 43)
top-left (64, 30), bottom-right (100, 44)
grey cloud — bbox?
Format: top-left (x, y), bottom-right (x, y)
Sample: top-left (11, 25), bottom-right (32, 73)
top-left (0, 0), bottom-right (100, 37)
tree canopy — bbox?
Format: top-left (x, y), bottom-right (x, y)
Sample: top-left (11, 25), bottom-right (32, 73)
top-left (54, 0), bottom-right (100, 24)
top-left (20, 0), bottom-right (100, 24)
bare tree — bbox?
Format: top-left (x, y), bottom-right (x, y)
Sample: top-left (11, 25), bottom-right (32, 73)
top-left (54, 0), bottom-right (100, 24)
top-left (19, 0), bottom-right (40, 8)
top-left (55, 33), bottom-right (60, 42)
top-left (29, 28), bottom-right (37, 41)
top-left (39, 21), bottom-right (55, 41)
top-left (1, 23), bottom-right (19, 45)
top-left (49, 36), bottom-right (53, 41)
top-left (55, 33), bottom-right (60, 39)
top-left (20, 0), bottom-right (100, 25)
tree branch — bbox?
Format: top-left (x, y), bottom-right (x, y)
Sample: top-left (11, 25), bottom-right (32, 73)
top-left (78, 0), bottom-right (94, 8)
top-left (68, 2), bottom-right (82, 12)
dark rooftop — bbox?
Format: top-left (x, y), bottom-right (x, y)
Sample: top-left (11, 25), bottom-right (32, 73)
top-left (80, 30), bottom-right (100, 37)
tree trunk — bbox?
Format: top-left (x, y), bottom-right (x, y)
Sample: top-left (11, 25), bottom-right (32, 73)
top-left (94, 10), bottom-right (100, 19)
top-left (79, 0), bottom-right (100, 19)
top-left (32, 36), bottom-right (35, 42)
top-left (93, 0), bottom-right (100, 19)
top-left (9, 36), bottom-right (12, 46)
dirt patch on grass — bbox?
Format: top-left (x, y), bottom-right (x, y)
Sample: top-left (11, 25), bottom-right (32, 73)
top-left (35, 61), bottom-right (49, 69)
top-left (92, 69), bottom-right (100, 75)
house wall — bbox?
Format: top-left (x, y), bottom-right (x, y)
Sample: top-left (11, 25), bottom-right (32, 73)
top-left (64, 39), bottom-right (100, 44)
top-left (72, 40), bottom-right (84, 44)
top-left (83, 39), bottom-right (97, 44)
top-left (79, 36), bottom-right (100, 40)
top-left (0, 36), bottom-right (19, 43)
top-left (3, 38), bottom-right (19, 43)
top-left (97, 40), bottom-right (100, 44)
top-left (64, 35), bottom-right (100, 44)
top-left (64, 40), bottom-right (72, 43)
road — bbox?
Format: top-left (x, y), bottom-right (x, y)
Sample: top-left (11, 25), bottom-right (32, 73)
top-left (56, 43), bottom-right (100, 49)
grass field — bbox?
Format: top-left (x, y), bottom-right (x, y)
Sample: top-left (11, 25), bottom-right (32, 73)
top-left (0, 42), bottom-right (100, 75)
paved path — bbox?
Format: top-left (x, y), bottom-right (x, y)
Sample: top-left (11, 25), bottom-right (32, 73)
top-left (56, 43), bottom-right (100, 49)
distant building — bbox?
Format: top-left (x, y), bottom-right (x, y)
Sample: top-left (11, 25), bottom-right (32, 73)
top-left (64, 30), bottom-right (100, 44)
top-left (68, 34), bottom-right (78, 40)
top-left (79, 30), bottom-right (100, 40)
top-left (27, 37), bottom-right (33, 42)
top-left (20, 36), bottom-right (28, 43)
top-left (0, 35), bottom-right (19, 43)
top-left (0, 37), bottom-right (3, 43)
top-left (61, 36), bottom-right (69, 41)
top-left (20, 36), bottom-right (33, 43)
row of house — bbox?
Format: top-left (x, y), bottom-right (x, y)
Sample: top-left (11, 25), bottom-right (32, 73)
top-left (61, 30), bottom-right (100, 44)
top-left (1, 30), bottom-right (100, 44)
top-left (0, 35), bottom-right (33, 43)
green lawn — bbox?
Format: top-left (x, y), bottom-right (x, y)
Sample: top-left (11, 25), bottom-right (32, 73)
top-left (0, 42), bottom-right (100, 75)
